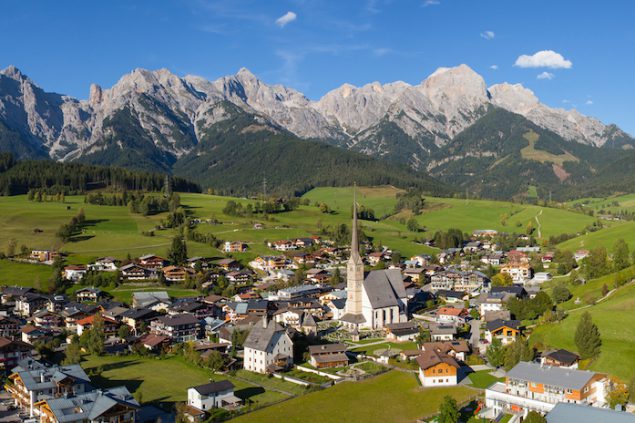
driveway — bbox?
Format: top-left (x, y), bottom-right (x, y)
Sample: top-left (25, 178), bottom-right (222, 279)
top-left (469, 319), bottom-right (482, 349)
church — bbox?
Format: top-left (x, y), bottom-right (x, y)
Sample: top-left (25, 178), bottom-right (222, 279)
top-left (340, 192), bottom-right (408, 331)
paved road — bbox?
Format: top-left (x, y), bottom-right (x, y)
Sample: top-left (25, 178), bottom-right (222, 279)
top-left (469, 319), bottom-right (482, 350)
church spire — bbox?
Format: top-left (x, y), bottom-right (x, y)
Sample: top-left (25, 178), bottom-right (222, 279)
top-left (350, 184), bottom-right (361, 262)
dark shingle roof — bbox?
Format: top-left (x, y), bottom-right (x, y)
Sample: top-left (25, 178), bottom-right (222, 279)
top-left (192, 380), bottom-right (234, 395)
top-left (485, 319), bottom-right (521, 332)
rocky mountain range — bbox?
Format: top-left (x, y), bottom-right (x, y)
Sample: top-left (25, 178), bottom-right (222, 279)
top-left (0, 63), bottom-right (633, 198)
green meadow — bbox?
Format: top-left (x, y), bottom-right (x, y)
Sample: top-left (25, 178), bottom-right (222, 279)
top-left (0, 187), bottom-right (610, 290)
top-left (231, 370), bottom-right (477, 423)
top-left (531, 282), bottom-right (635, 382)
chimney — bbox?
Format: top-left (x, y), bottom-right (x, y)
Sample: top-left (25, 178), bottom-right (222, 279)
top-left (40, 372), bottom-right (45, 383)
top-left (262, 315), bottom-right (268, 329)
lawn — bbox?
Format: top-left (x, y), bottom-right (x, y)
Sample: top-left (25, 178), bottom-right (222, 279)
top-left (80, 354), bottom-right (290, 406)
top-left (231, 370), bottom-right (477, 423)
top-left (0, 259), bottom-right (55, 290)
top-left (530, 282), bottom-right (635, 382)
top-left (467, 370), bottom-right (504, 389)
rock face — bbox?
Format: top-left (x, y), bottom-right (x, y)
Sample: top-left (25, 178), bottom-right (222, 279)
top-left (0, 64), bottom-right (631, 165)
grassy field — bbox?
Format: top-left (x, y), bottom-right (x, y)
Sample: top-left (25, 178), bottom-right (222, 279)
top-left (467, 370), bottom-right (504, 389)
top-left (0, 188), bottom-right (603, 291)
top-left (80, 354), bottom-right (291, 406)
top-left (0, 259), bottom-right (55, 290)
top-left (530, 282), bottom-right (635, 382)
top-left (557, 220), bottom-right (635, 252)
top-left (566, 193), bottom-right (635, 213)
top-left (232, 370), bottom-right (477, 423)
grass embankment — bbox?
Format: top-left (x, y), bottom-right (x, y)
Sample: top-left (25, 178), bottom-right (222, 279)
top-left (231, 370), bottom-right (477, 423)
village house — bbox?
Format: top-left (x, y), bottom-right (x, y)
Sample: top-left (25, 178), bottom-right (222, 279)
top-left (162, 265), bottom-right (195, 283)
top-left (249, 256), bottom-right (287, 271)
top-left (421, 340), bottom-right (470, 362)
top-left (216, 258), bottom-right (242, 271)
top-left (35, 385), bottom-right (139, 423)
top-left (63, 265), bottom-right (87, 282)
top-left (485, 319), bottom-right (521, 345)
top-left (306, 268), bottom-right (331, 283)
top-left (0, 337), bottom-right (33, 374)
top-left (540, 349), bottom-right (580, 369)
top-left (545, 403), bottom-right (635, 423)
top-left (0, 315), bottom-right (22, 339)
top-left (187, 380), bottom-right (241, 417)
top-left (137, 333), bottom-right (170, 353)
top-left (243, 317), bottom-right (293, 374)
top-left (76, 314), bottom-right (119, 337)
top-left (6, 359), bottom-right (92, 419)
top-left (137, 254), bottom-right (167, 270)
top-left (574, 250), bottom-right (590, 262)
top-left (501, 250), bottom-right (533, 283)
top-left (75, 287), bottom-right (105, 303)
top-left (132, 291), bottom-right (172, 311)
top-left (416, 347), bottom-right (461, 387)
top-left (15, 293), bottom-right (49, 317)
top-left (308, 343), bottom-right (349, 368)
top-left (428, 323), bottom-right (457, 342)
top-left (436, 307), bottom-right (469, 325)
top-left (385, 321), bottom-right (420, 342)
top-left (270, 240), bottom-right (297, 251)
top-left (31, 309), bottom-right (62, 329)
top-left (120, 263), bottom-right (153, 281)
top-left (224, 241), bottom-right (248, 253)
top-left (276, 285), bottom-right (321, 300)
top-left (151, 313), bottom-right (200, 343)
top-left (87, 256), bottom-right (119, 272)
top-left (473, 229), bottom-right (498, 238)
top-left (367, 251), bottom-right (384, 266)
top-left (484, 361), bottom-right (610, 417)
top-left (29, 250), bottom-right (59, 263)
top-left (120, 308), bottom-right (159, 334)
top-left (21, 325), bottom-right (52, 344)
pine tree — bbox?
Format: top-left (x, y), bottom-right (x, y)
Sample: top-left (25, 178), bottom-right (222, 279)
top-left (438, 395), bottom-right (459, 423)
top-left (575, 312), bottom-right (601, 359)
top-left (168, 236), bottom-right (188, 265)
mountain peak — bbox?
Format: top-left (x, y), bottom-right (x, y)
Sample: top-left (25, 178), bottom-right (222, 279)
top-left (1, 65), bottom-right (27, 80)
top-left (236, 67), bottom-right (258, 80)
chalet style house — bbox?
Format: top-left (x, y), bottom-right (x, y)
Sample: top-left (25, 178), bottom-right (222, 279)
top-left (308, 343), bottom-right (349, 369)
top-left (150, 313), bottom-right (200, 343)
top-left (35, 386), bottom-right (139, 423)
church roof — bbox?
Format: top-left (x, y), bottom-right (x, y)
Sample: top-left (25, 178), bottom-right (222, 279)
top-left (363, 269), bottom-right (406, 309)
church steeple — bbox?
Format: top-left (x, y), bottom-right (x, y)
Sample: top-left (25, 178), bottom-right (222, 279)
top-left (350, 184), bottom-right (362, 264)
top-left (342, 184), bottom-right (365, 326)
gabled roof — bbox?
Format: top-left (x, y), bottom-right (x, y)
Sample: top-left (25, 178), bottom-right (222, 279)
top-left (485, 319), bottom-right (521, 332)
top-left (363, 269), bottom-right (406, 309)
top-left (544, 348), bottom-right (580, 365)
top-left (416, 348), bottom-right (459, 371)
top-left (191, 380), bottom-right (234, 395)
top-left (243, 319), bottom-right (287, 352)
top-left (156, 313), bottom-right (199, 327)
top-left (308, 343), bottom-right (347, 354)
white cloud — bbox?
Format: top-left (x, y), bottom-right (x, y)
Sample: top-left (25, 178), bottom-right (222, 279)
top-left (515, 50), bottom-right (572, 69)
top-left (423, 0), bottom-right (440, 6)
top-left (490, 64), bottom-right (498, 70)
top-left (373, 48), bottom-right (391, 57)
top-left (480, 31), bottom-right (495, 40)
top-left (275, 11), bottom-right (297, 28)
top-left (585, 99), bottom-right (593, 105)
top-left (537, 71), bottom-right (555, 80)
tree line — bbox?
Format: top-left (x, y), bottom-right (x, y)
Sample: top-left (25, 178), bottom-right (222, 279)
top-left (0, 153), bottom-right (200, 196)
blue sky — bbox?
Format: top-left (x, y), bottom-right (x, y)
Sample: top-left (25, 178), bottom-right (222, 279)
top-left (2, 0), bottom-right (634, 133)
